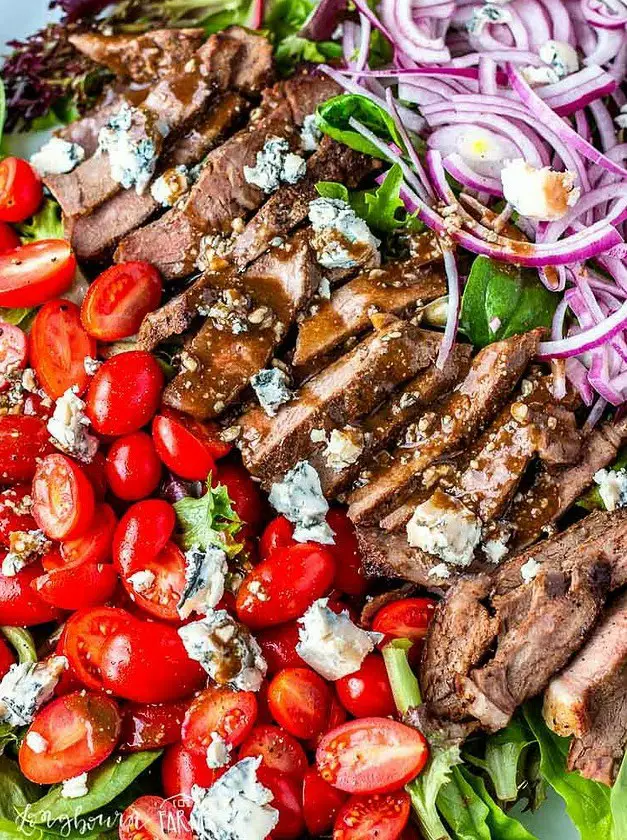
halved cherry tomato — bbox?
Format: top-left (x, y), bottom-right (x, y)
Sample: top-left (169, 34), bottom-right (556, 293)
top-left (259, 516), bottom-right (295, 561)
top-left (333, 791), bottom-right (411, 840)
top-left (0, 636), bottom-right (16, 679)
top-left (86, 351), bottom-right (164, 436)
top-left (161, 744), bottom-right (226, 815)
top-left (19, 691), bottom-right (121, 784)
top-left (303, 767), bottom-right (348, 836)
top-left (99, 619), bottom-right (205, 703)
top-left (268, 667), bottom-right (332, 740)
top-left (60, 503), bottom-right (117, 567)
top-left (30, 300), bottom-right (96, 398)
top-left (32, 562), bottom-right (118, 610)
top-left (335, 654), bottom-right (396, 719)
top-left (0, 158), bottom-right (42, 223)
top-left (32, 454), bottom-right (95, 540)
top-left (0, 322), bottom-right (27, 382)
top-left (82, 451), bottom-right (108, 501)
top-left (105, 432), bottom-right (162, 501)
top-left (236, 543), bottom-right (336, 629)
top-left (0, 222), bottom-right (20, 254)
top-left (62, 606), bottom-right (136, 690)
top-left (182, 686), bottom-right (257, 755)
top-left (0, 485), bottom-right (36, 545)
top-left (0, 415), bottom-right (53, 482)
top-left (257, 622), bottom-right (304, 674)
top-left (120, 795), bottom-right (193, 840)
top-left (119, 699), bottom-right (189, 752)
top-left (122, 540), bottom-right (186, 622)
top-left (326, 508), bottom-right (367, 597)
top-left (113, 499), bottom-right (175, 575)
top-left (317, 719), bottom-right (429, 795)
top-left (372, 598), bottom-right (437, 643)
top-left (238, 724), bottom-right (308, 780)
top-left (81, 261), bottom-right (162, 341)
top-left (0, 240), bottom-right (75, 309)
top-left (0, 561), bottom-right (61, 626)
top-left (257, 767), bottom-right (305, 840)
top-left (152, 409), bottom-right (228, 481)
top-left (217, 463), bottom-right (265, 532)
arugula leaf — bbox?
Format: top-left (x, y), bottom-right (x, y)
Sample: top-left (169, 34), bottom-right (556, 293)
top-left (611, 751), bottom-right (627, 840)
top-left (523, 702), bottom-right (613, 840)
top-left (17, 199), bottom-right (64, 242)
top-left (460, 256), bottom-right (558, 349)
top-left (0, 723), bottom-right (18, 757)
top-left (174, 477), bottom-right (243, 558)
top-left (316, 94), bottom-right (405, 159)
top-left (460, 768), bottom-right (540, 840)
top-left (317, 165), bottom-right (422, 234)
top-left (1, 628), bottom-right (37, 664)
top-left (465, 717), bottom-right (533, 803)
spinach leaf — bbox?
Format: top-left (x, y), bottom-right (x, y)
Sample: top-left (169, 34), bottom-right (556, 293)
top-left (436, 766), bottom-right (492, 840)
top-left (523, 702), bottom-right (613, 840)
top-left (460, 768), bottom-right (539, 840)
top-left (460, 256), bottom-right (558, 349)
top-left (1, 628), bottom-right (37, 664)
top-left (610, 751), bottom-right (626, 840)
top-left (466, 717), bottom-right (533, 803)
top-left (316, 94), bottom-right (405, 159)
top-left (0, 756), bottom-right (42, 820)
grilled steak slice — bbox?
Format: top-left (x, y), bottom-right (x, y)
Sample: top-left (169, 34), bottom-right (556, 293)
top-left (347, 331), bottom-right (541, 525)
top-left (359, 584), bottom-right (417, 627)
top-left (505, 414), bottom-right (627, 550)
top-left (229, 137), bottom-right (376, 270)
top-left (115, 72), bottom-right (339, 279)
top-left (69, 29), bottom-right (205, 83)
top-left (162, 231), bottom-right (319, 418)
top-left (56, 90), bottom-right (135, 157)
top-left (68, 93), bottom-right (247, 261)
top-left (45, 28), bottom-right (274, 219)
top-left (238, 321), bottom-right (445, 489)
top-left (293, 235), bottom-right (445, 373)
top-left (544, 592), bottom-right (627, 785)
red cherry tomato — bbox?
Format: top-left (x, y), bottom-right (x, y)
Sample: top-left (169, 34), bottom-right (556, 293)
top-left (307, 693), bottom-right (348, 752)
top-left (162, 744), bottom-right (225, 815)
top-left (371, 598), bottom-right (437, 643)
top-left (0, 241), bottom-right (76, 308)
top-left (333, 791), bottom-right (411, 840)
top-left (267, 667), bottom-right (332, 741)
top-left (120, 795), bottom-right (193, 840)
top-left (335, 654), bottom-right (396, 719)
top-left (0, 415), bottom-right (53, 482)
top-left (123, 540), bottom-right (186, 622)
top-left (82, 451), bottom-right (108, 501)
top-left (99, 619), bottom-right (205, 703)
top-left (0, 222), bottom-right (20, 254)
top-left (0, 158), bottom-right (42, 223)
top-left (182, 687), bottom-right (258, 755)
top-left (0, 322), bottom-right (27, 382)
top-left (0, 485), bottom-right (36, 545)
top-left (217, 463), bottom-right (265, 532)
top-left (259, 516), bottom-right (295, 561)
top-left (119, 699), bottom-right (189, 752)
top-left (32, 561), bottom-right (118, 610)
top-left (0, 636), bottom-right (16, 679)
top-left (238, 724), bottom-right (307, 781)
top-left (326, 508), bottom-right (367, 597)
top-left (32, 454), bottom-right (95, 540)
top-left (81, 261), bottom-right (162, 341)
top-left (0, 561), bottom-right (61, 626)
top-left (303, 768), bottom-right (348, 836)
top-left (257, 623), bottom-right (304, 674)
top-left (19, 692), bottom-right (121, 784)
top-left (86, 351), bottom-right (164, 436)
top-left (151, 409), bottom-right (226, 481)
top-left (30, 300), bottom-right (95, 398)
top-left (317, 718), bottom-right (429, 795)
top-left (236, 543), bottom-right (336, 629)
top-left (60, 503), bottom-right (117, 566)
top-left (113, 499), bottom-right (175, 574)
top-left (105, 432), bottom-right (162, 501)
top-left (62, 606), bottom-right (137, 690)
top-left (257, 767), bottom-right (305, 840)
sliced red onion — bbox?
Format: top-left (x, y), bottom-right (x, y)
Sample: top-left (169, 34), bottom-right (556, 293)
top-left (437, 248), bottom-right (461, 369)
top-left (537, 299), bottom-right (627, 359)
top-left (443, 153), bottom-right (503, 195)
top-left (565, 357), bottom-right (595, 406)
top-left (299, 0), bottom-right (346, 39)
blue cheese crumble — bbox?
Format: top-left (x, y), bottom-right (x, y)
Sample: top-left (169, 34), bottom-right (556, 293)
top-left (308, 198), bottom-right (381, 270)
top-left (0, 656), bottom-right (66, 727)
top-left (594, 468), bottom-right (627, 511)
top-left (98, 104), bottom-right (157, 194)
top-left (406, 489), bottom-right (481, 568)
top-left (268, 461), bottom-right (334, 544)
top-left (30, 137), bottom-right (85, 176)
top-left (467, 4), bottom-right (512, 35)
top-left (250, 368), bottom-right (292, 417)
top-left (150, 166), bottom-right (190, 207)
top-left (61, 773), bottom-right (89, 799)
top-left (206, 732), bottom-right (232, 769)
top-left (190, 757), bottom-right (278, 840)
top-left (177, 546), bottom-right (228, 619)
top-left (2, 529), bottom-right (50, 577)
top-left (47, 387), bottom-right (99, 464)
top-left (243, 137), bottom-right (306, 193)
top-left (301, 114), bottom-right (322, 153)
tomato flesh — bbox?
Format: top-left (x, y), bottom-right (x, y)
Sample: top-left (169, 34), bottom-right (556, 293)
top-left (0, 636), bottom-right (16, 679)
top-left (113, 499), bottom-right (175, 575)
top-left (303, 767), bottom-right (348, 836)
top-left (0, 485), bottom-right (36, 544)
top-left (257, 767), bottom-right (305, 840)
top-left (335, 654), bottom-right (397, 718)
top-left (372, 598), bottom-right (437, 643)
top-left (161, 744), bottom-right (226, 815)
top-left (32, 562), bottom-right (118, 610)
top-left (0, 222), bottom-right (20, 254)
top-left (119, 700), bottom-right (189, 752)
top-left (182, 687), bottom-right (258, 755)
top-left (333, 791), bottom-right (411, 840)
top-left (62, 606), bottom-right (137, 690)
top-left (257, 622), bottom-right (304, 674)
top-left (0, 158), bottom-right (42, 223)
top-left (60, 503), bottom-right (117, 567)
top-left (120, 795), bottom-right (193, 840)
top-left (81, 261), bottom-right (162, 341)
top-left (123, 539), bottom-right (187, 622)
top-left (32, 454), bottom-right (95, 541)
top-left (0, 415), bottom-right (54, 483)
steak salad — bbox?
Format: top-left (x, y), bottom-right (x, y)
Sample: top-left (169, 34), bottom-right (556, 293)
top-left (0, 0), bottom-right (626, 838)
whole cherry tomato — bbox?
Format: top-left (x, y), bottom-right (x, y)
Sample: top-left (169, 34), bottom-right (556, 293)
top-left (372, 598), bottom-right (437, 643)
top-left (0, 636), bottom-right (16, 679)
top-left (62, 606), bottom-right (136, 690)
top-left (333, 791), bottom-right (411, 840)
top-left (238, 724), bottom-right (308, 781)
top-left (113, 499), bottom-right (175, 574)
top-left (161, 744), bottom-right (226, 815)
top-left (32, 561), bottom-right (118, 610)
top-left (236, 543), bottom-right (335, 629)
top-left (0, 561), bottom-right (61, 626)
top-left (259, 516), bottom-right (295, 561)
top-left (82, 451), bottom-right (108, 501)
top-left (0, 485), bottom-right (36, 544)
top-left (0, 158), bottom-right (42, 223)
top-left (0, 415), bottom-right (53, 482)
top-left (152, 409), bottom-right (228, 481)
top-left (326, 508), bottom-right (367, 597)
top-left (268, 667), bottom-right (332, 740)
top-left (120, 796), bottom-right (193, 840)
top-left (256, 622), bottom-right (304, 674)
top-left (105, 432), bottom-right (162, 501)
top-left (81, 261), bottom-right (162, 341)
top-left (217, 462), bottom-right (265, 533)
top-left (32, 454), bottom-right (95, 540)
top-left (60, 502), bottom-right (117, 566)
top-left (257, 767), bottom-right (305, 840)
top-left (119, 699), bottom-right (189, 752)
top-left (86, 351), bottom-right (164, 436)
top-left (0, 322), bottom-right (27, 385)
top-left (335, 654), bottom-right (396, 718)
top-left (182, 687), bottom-right (258, 755)
top-left (30, 300), bottom-right (95, 398)
top-left (0, 222), bottom-right (20, 254)
top-left (19, 692), bottom-right (121, 784)
top-left (303, 767), bottom-right (348, 836)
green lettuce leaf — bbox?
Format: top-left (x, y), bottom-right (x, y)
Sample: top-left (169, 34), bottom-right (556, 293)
top-left (174, 477), bottom-right (243, 557)
top-left (611, 751), bottom-right (627, 840)
top-left (408, 746), bottom-right (463, 840)
top-left (465, 716), bottom-right (533, 803)
top-left (17, 199), bottom-right (64, 242)
top-left (460, 767), bottom-right (540, 839)
top-left (437, 766), bottom-right (492, 840)
top-left (316, 94), bottom-right (405, 159)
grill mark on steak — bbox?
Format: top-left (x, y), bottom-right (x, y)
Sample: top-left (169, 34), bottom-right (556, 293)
top-left (347, 331), bottom-right (542, 526)
top-left (115, 72), bottom-right (340, 280)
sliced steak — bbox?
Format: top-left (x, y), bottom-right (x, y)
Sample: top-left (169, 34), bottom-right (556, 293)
top-left (505, 414), bottom-right (627, 550)
top-left (68, 93), bottom-right (247, 261)
top-left (162, 231), bottom-right (319, 418)
top-left (55, 89), bottom-right (134, 157)
top-left (115, 72), bottom-right (339, 279)
top-left (229, 137), bottom-right (377, 270)
top-left (347, 331), bottom-right (541, 526)
top-left (544, 592), bottom-right (627, 785)
top-left (359, 584), bottom-right (417, 627)
top-left (293, 235), bottom-right (445, 374)
top-left (69, 29), bottom-right (205, 83)
top-left (238, 321), bottom-right (445, 489)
